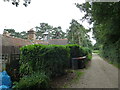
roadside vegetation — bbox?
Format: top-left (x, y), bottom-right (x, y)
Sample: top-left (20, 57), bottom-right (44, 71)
top-left (62, 70), bottom-right (84, 88)
top-left (77, 2), bottom-right (120, 69)
top-left (13, 44), bottom-right (92, 89)
top-left (92, 50), bottom-right (99, 55)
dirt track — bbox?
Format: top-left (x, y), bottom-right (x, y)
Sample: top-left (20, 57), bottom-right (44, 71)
top-left (69, 53), bottom-right (118, 88)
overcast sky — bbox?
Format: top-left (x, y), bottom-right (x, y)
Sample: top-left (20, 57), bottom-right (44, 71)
top-left (0, 0), bottom-right (96, 44)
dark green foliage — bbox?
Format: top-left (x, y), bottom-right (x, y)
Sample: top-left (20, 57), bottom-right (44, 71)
top-left (20, 44), bottom-right (70, 77)
top-left (100, 40), bottom-right (120, 68)
top-left (77, 2), bottom-right (120, 67)
top-left (83, 47), bottom-right (92, 61)
top-left (15, 44), bottom-right (92, 88)
top-left (66, 44), bottom-right (92, 58)
top-left (15, 44), bottom-right (70, 88)
top-left (91, 2), bottom-right (120, 67)
top-left (35, 23), bottom-right (66, 40)
top-left (66, 44), bottom-right (80, 68)
top-left (66, 44), bottom-right (80, 58)
top-left (66, 44), bottom-right (92, 68)
top-left (67, 19), bottom-right (93, 49)
top-left (93, 43), bottom-right (100, 50)
top-left (4, 29), bottom-right (27, 39)
top-left (13, 72), bottom-right (50, 89)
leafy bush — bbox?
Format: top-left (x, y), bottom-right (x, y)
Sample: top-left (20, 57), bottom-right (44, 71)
top-left (13, 72), bottom-right (50, 89)
top-left (20, 44), bottom-right (70, 77)
top-left (100, 39), bottom-right (120, 68)
top-left (66, 44), bottom-right (92, 68)
top-left (66, 44), bottom-right (80, 68)
top-left (66, 44), bottom-right (80, 57)
top-left (16, 44), bottom-right (92, 89)
top-left (83, 47), bottom-right (92, 60)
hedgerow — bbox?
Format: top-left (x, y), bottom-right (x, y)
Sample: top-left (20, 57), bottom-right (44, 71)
top-left (14, 44), bottom-right (92, 88)
top-left (100, 39), bottom-right (120, 68)
top-left (66, 44), bottom-right (92, 68)
top-left (19, 44), bottom-right (70, 77)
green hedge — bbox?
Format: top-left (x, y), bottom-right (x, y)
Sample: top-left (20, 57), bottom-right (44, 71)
top-left (14, 44), bottom-right (92, 88)
top-left (20, 45), bottom-right (69, 76)
top-left (100, 39), bottom-right (120, 68)
top-left (20, 44), bottom-right (70, 77)
top-left (83, 47), bottom-right (92, 60)
top-left (66, 44), bottom-right (92, 68)
top-left (14, 44), bottom-right (70, 88)
top-left (19, 44), bottom-right (92, 76)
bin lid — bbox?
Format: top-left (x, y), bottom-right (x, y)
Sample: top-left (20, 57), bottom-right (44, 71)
top-left (72, 56), bottom-right (86, 60)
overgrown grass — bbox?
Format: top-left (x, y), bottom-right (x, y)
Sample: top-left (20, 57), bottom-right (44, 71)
top-left (108, 60), bottom-right (120, 69)
top-left (100, 40), bottom-right (120, 69)
top-left (62, 70), bottom-right (84, 88)
top-left (74, 70), bottom-right (84, 82)
top-left (102, 58), bottom-right (120, 69)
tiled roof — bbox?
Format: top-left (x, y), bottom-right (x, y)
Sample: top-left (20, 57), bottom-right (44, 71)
top-left (48, 39), bottom-right (68, 45)
top-left (2, 36), bottom-right (31, 46)
top-left (33, 40), bottom-right (48, 45)
top-left (1, 34), bottom-right (68, 46)
top-left (1, 34), bottom-right (45, 46)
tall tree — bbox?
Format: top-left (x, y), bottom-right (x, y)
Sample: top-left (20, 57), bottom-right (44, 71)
top-left (35, 23), bottom-right (53, 40)
top-left (76, 2), bottom-right (120, 66)
top-left (76, 2), bottom-right (120, 44)
top-left (4, 29), bottom-right (27, 39)
top-left (67, 19), bottom-right (92, 48)
top-left (35, 23), bottom-right (66, 40)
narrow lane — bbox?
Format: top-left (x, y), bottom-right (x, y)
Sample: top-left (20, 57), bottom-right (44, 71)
top-left (69, 54), bottom-right (118, 88)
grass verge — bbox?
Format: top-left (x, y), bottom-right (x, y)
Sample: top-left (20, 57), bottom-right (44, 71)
top-left (62, 70), bottom-right (84, 88)
top-left (101, 57), bottom-right (120, 69)
top-left (108, 60), bottom-right (120, 69)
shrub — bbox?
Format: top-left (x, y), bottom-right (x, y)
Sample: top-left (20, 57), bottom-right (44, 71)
top-left (100, 39), bottom-right (120, 68)
top-left (66, 44), bottom-right (92, 68)
top-left (66, 44), bottom-right (80, 58)
top-left (13, 72), bottom-right (50, 89)
top-left (83, 47), bottom-right (92, 60)
top-left (16, 44), bottom-right (92, 89)
top-left (66, 44), bottom-right (81, 68)
top-left (20, 44), bottom-right (70, 77)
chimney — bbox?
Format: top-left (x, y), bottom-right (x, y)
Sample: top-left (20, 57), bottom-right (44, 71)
top-left (27, 28), bottom-right (36, 41)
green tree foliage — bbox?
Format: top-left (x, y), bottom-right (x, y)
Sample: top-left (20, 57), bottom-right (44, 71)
top-left (67, 19), bottom-right (92, 48)
top-left (35, 23), bottom-right (66, 40)
top-left (4, 29), bottom-right (27, 39)
top-left (93, 42), bottom-right (100, 50)
top-left (66, 44), bottom-right (92, 68)
top-left (76, 2), bottom-right (120, 67)
top-left (4, 22), bottom-right (66, 40)
top-left (76, 2), bottom-right (120, 44)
